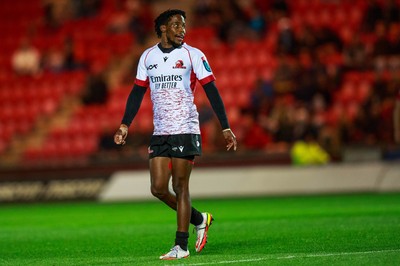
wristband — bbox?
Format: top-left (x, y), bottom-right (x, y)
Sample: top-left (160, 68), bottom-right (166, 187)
top-left (222, 128), bottom-right (231, 132)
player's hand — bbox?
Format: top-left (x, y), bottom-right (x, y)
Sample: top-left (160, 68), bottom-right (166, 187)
top-left (114, 124), bottom-right (128, 145)
top-left (222, 128), bottom-right (237, 151)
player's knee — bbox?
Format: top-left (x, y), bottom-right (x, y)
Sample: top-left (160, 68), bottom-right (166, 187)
top-left (172, 179), bottom-right (188, 196)
top-left (150, 184), bottom-right (168, 199)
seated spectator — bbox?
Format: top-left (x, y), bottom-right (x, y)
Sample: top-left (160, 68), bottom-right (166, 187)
top-left (63, 36), bottom-right (84, 71)
top-left (11, 38), bottom-right (41, 76)
top-left (71, 0), bottom-right (101, 18)
top-left (42, 46), bottom-right (65, 73)
top-left (277, 17), bottom-right (297, 55)
top-left (273, 55), bottom-right (296, 94)
top-left (243, 1), bottom-right (267, 39)
top-left (362, 0), bottom-right (384, 33)
top-left (290, 127), bottom-right (330, 166)
top-left (106, 0), bottom-right (131, 33)
top-left (270, 0), bottom-right (289, 19)
top-left (372, 21), bottom-right (391, 58)
top-left (343, 33), bottom-right (368, 71)
top-left (249, 76), bottom-right (274, 113)
top-left (238, 108), bottom-right (272, 150)
top-left (383, 0), bottom-right (400, 25)
top-left (81, 63), bottom-right (109, 105)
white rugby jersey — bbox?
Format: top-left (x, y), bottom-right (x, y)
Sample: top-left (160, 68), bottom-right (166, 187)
top-left (135, 43), bottom-right (215, 135)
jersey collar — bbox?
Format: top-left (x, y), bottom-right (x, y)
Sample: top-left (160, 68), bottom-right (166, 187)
top-left (157, 43), bottom-right (183, 53)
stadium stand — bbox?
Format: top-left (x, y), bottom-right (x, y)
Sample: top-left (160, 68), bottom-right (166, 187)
top-left (0, 0), bottom-right (399, 168)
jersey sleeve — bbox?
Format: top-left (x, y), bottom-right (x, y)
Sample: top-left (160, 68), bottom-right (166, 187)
top-left (134, 50), bottom-right (150, 87)
top-left (191, 48), bottom-right (216, 86)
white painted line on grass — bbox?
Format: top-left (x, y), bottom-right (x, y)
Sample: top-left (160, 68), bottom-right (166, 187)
top-left (186, 249), bottom-right (400, 265)
top-left (278, 248), bottom-right (400, 259)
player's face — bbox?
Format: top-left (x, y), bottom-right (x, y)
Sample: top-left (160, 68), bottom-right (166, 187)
top-left (165, 15), bottom-right (186, 47)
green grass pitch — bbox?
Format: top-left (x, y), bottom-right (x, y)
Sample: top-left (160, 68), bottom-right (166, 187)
top-left (1, 193), bottom-right (400, 265)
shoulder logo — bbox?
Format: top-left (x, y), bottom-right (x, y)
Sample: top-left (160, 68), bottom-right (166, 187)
top-left (201, 57), bottom-right (212, 72)
top-left (173, 60), bottom-right (186, 69)
top-left (147, 64), bottom-right (158, 70)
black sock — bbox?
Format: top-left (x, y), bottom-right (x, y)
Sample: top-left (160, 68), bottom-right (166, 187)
top-left (175, 231), bottom-right (189, 251)
top-left (190, 207), bottom-right (204, 226)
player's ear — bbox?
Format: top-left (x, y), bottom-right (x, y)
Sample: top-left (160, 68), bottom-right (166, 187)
top-left (160, 25), bottom-right (167, 34)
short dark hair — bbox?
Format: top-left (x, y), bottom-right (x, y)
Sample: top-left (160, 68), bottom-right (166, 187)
top-left (154, 9), bottom-right (186, 38)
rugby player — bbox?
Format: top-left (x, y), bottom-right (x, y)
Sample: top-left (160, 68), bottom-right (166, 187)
top-left (114, 9), bottom-right (237, 260)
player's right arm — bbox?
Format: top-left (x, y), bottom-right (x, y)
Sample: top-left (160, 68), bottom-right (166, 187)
top-left (114, 50), bottom-right (150, 145)
top-left (114, 84), bottom-right (147, 145)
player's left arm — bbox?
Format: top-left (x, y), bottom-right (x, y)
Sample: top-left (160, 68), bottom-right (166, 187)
top-left (191, 47), bottom-right (237, 151)
top-left (203, 81), bottom-right (237, 151)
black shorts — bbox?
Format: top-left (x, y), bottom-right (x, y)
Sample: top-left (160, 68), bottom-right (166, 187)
top-left (148, 134), bottom-right (202, 160)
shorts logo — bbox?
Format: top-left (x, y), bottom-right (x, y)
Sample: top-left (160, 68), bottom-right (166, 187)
top-left (202, 57), bottom-right (212, 72)
top-left (196, 141), bottom-right (200, 147)
top-left (172, 146), bottom-right (184, 152)
top-left (148, 146), bottom-right (154, 154)
top-left (173, 60), bottom-right (186, 69)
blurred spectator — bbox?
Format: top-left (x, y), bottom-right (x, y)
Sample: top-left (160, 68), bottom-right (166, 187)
top-left (290, 127), bottom-right (330, 166)
top-left (382, 0), bottom-right (400, 25)
top-left (362, 0), bottom-right (384, 33)
top-left (43, 1), bottom-right (61, 30)
top-left (292, 104), bottom-right (313, 141)
top-left (81, 64), bottom-right (109, 105)
top-left (71, 0), bottom-right (102, 18)
top-left (106, 0), bottom-right (153, 45)
top-left (42, 0), bottom-right (72, 31)
top-left (106, 0), bottom-right (131, 33)
top-left (310, 93), bottom-right (329, 131)
top-left (192, 0), bottom-right (221, 27)
top-left (42, 36), bottom-right (84, 73)
top-left (276, 17), bottom-right (296, 55)
top-left (126, 0), bottom-right (153, 45)
top-left (372, 21), bottom-right (391, 57)
top-left (241, 0), bottom-right (267, 39)
top-left (373, 71), bottom-right (390, 100)
top-left (269, 0), bottom-right (289, 19)
top-left (353, 94), bottom-right (382, 144)
top-left (388, 23), bottom-right (400, 55)
top-left (63, 36), bottom-right (84, 71)
top-left (292, 49), bottom-right (318, 104)
top-left (249, 76), bottom-right (274, 113)
top-left (198, 104), bottom-right (223, 152)
top-left (296, 25), bottom-right (317, 51)
top-left (343, 33), bottom-right (369, 71)
top-left (273, 55), bottom-right (296, 94)
top-left (11, 38), bottom-right (41, 76)
top-left (263, 96), bottom-right (295, 143)
top-left (215, 0), bottom-right (249, 43)
top-left (314, 27), bottom-right (343, 51)
top-left (240, 108), bottom-right (272, 150)
top-left (42, 46), bottom-right (65, 73)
